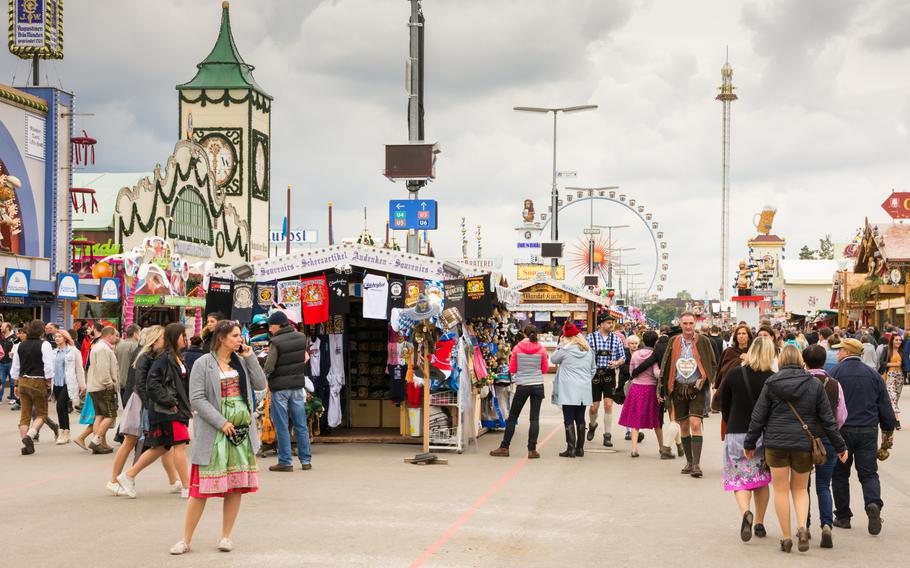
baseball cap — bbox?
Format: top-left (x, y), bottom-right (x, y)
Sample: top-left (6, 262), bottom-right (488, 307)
top-left (831, 337), bottom-right (863, 356)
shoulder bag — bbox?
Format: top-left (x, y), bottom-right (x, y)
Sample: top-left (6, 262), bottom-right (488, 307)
top-left (785, 401), bottom-right (827, 465)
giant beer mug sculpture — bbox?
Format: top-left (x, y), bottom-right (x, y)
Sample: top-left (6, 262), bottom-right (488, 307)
top-left (753, 206), bottom-right (777, 235)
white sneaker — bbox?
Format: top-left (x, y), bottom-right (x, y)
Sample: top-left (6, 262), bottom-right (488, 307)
top-left (169, 541), bottom-right (190, 555)
top-left (218, 538), bottom-right (233, 552)
top-left (180, 488), bottom-right (189, 499)
top-left (169, 480), bottom-right (183, 494)
top-left (105, 481), bottom-right (123, 496)
top-left (56, 429), bottom-right (70, 445)
top-left (116, 472), bottom-right (137, 499)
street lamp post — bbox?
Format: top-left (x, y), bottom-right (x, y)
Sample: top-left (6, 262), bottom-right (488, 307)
top-left (514, 105), bottom-right (598, 271)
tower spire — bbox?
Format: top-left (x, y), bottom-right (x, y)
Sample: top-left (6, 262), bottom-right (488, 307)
top-left (716, 49), bottom-right (737, 301)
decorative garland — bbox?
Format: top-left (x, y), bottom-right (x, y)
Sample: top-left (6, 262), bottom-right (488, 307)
top-left (179, 88), bottom-right (271, 113)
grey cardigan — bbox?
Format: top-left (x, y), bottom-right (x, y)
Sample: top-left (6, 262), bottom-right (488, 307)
top-left (189, 352), bottom-right (268, 466)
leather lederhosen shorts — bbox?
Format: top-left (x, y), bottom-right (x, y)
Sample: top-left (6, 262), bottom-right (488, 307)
top-left (592, 367), bottom-right (617, 401)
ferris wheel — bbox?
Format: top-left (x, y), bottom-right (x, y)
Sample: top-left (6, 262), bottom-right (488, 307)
top-left (537, 187), bottom-right (670, 297)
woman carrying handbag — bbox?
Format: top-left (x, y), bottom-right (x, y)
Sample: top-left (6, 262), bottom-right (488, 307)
top-left (550, 322), bottom-right (595, 458)
top-left (744, 345), bottom-right (848, 554)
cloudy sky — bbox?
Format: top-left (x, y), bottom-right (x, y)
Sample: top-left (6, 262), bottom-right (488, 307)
top-left (5, 0), bottom-right (910, 298)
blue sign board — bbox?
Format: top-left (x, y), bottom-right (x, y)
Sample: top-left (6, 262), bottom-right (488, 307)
top-left (56, 272), bottom-right (79, 300)
top-left (389, 199), bottom-right (438, 230)
top-left (100, 278), bottom-right (120, 302)
top-left (4, 268), bottom-right (30, 297)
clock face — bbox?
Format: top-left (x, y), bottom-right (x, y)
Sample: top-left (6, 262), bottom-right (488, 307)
top-left (524, 231), bottom-right (532, 240)
top-left (255, 139), bottom-right (266, 190)
top-left (891, 268), bottom-right (902, 284)
top-left (199, 134), bottom-right (237, 187)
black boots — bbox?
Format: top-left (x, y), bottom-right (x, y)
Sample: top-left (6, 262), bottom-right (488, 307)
top-left (575, 424), bottom-right (585, 457)
top-left (559, 426), bottom-right (576, 458)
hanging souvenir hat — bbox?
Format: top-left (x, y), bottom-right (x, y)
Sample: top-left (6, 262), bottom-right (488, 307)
top-left (430, 336), bottom-right (456, 378)
top-left (402, 293), bottom-right (441, 322)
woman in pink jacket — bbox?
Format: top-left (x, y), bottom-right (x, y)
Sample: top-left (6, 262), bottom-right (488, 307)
top-left (490, 326), bottom-right (549, 459)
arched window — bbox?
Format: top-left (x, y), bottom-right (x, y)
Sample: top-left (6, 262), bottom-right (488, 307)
top-left (168, 186), bottom-right (213, 245)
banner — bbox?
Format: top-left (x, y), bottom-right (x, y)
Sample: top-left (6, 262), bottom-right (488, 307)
top-left (205, 277), bottom-right (233, 317)
top-left (253, 281), bottom-right (276, 316)
top-left (231, 281), bottom-right (254, 323)
top-left (465, 275), bottom-right (491, 319)
top-left (99, 277), bottom-right (120, 302)
top-left (3, 267), bottom-right (29, 297)
top-left (56, 272), bottom-right (78, 300)
top-left (443, 279), bottom-right (465, 319)
top-left (516, 263), bottom-right (565, 280)
top-left (277, 279), bottom-right (302, 323)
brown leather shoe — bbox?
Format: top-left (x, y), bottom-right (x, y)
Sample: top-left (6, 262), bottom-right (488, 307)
top-left (528, 450), bottom-right (540, 459)
top-left (680, 463), bottom-right (693, 475)
top-left (489, 447), bottom-right (510, 457)
top-left (269, 464), bottom-right (294, 472)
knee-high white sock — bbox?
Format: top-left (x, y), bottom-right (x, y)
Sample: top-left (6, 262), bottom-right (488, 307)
top-left (674, 423), bottom-right (682, 444)
top-left (604, 412), bottom-right (613, 436)
top-left (588, 408), bottom-right (598, 428)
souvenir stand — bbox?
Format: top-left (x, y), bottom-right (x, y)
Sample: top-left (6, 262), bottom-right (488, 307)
top-left (206, 243), bottom-right (506, 452)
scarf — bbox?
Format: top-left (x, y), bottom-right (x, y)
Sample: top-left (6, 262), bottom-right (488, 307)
top-left (715, 345), bottom-right (746, 388)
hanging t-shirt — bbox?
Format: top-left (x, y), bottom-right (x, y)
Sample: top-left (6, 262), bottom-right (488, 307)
top-left (327, 274), bottom-right (349, 316)
top-left (465, 275), bottom-right (492, 319)
top-left (362, 274), bottom-right (389, 319)
top-left (277, 279), bottom-right (302, 324)
top-left (205, 278), bottom-right (233, 317)
top-left (444, 279), bottom-right (466, 320)
top-left (387, 278), bottom-right (405, 318)
top-left (300, 275), bottom-right (329, 324)
top-left (253, 281), bottom-right (276, 316)
top-left (231, 281), bottom-right (254, 323)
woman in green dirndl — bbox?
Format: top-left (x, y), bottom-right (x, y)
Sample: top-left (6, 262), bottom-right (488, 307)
top-left (170, 321), bottom-right (267, 555)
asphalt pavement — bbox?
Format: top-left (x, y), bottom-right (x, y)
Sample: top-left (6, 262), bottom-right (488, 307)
top-left (1, 378), bottom-right (907, 567)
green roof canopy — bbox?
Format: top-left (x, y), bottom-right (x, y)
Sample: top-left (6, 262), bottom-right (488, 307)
top-left (176, 2), bottom-right (271, 99)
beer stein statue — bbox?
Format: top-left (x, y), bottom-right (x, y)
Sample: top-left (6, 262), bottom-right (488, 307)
top-left (753, 206), bottom-right (777, 235)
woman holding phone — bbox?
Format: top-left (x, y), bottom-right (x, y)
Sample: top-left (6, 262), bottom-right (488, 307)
top-left (170, 320), bottom-right (267, 555)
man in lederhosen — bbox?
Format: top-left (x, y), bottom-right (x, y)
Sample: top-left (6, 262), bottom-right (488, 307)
top-left (660, 312), bottom-right (717, 478)
top-left (586, 312), bottom-right (625, 448)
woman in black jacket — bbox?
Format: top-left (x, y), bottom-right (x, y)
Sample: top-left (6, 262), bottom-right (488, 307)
top-left (744, 345), bottom-right (848, 553)
top-left (117, 323), bottom-right (191, 499)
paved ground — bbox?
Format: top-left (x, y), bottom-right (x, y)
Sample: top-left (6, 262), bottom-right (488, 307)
top-left (2, 378), bottom-right (908, 568)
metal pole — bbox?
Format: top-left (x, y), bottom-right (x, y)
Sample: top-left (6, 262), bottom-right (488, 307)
top-left (406, 0), bottom-right (424, 254)
top-left (32, 54), bottom-right (39, 86)
top-left (551, 110), bottom-right (558, 271)
top-left (588, 196), bottom-right (594, 277)
top-left (607, 226), bottom-right (614, 289)
top-left (286, 184), bottom-right (291, 255)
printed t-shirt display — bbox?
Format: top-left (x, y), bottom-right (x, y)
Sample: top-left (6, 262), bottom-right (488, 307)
top-left (362, 274), bottom-right (389, 320)
top-left (300, 275), bottom-right (329, 324)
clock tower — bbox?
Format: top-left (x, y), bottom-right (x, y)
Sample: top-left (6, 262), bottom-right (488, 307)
top-left (176, 1), bottom-right (271, 262)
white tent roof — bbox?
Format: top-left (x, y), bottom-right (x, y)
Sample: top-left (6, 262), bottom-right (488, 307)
top-left (780, 259), bottom-right (839, 286)
top-left (72, 172), bottom-right (150, 230)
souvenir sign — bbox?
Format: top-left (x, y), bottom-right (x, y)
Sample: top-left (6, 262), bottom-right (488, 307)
top-left (676, 358), bottom-right (697, 380)
top-left (55, 272), bottom-right (78, 300)
top-left (99, 277), bottom-right (120, 302)
top-left (3, 267), bottom-right (29, 297)
top-left (9, 0), bottom-right (64, 60)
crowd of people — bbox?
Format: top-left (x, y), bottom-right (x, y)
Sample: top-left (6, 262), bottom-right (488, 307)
top-left (491, 312), bottom-right (897, 554)
top-left (2, 311), bottom-right (310, 555)
top-left (0, 311), bottom-right (900, 556)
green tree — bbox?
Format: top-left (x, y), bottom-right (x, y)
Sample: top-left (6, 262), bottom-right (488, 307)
top-left (818, 234), bottom-right (835, 259)
top-left (799, 245), bottom-right (817, 260)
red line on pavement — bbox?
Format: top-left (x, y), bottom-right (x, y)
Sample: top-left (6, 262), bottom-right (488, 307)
top-left (410, 423), bottom-right (563, 568)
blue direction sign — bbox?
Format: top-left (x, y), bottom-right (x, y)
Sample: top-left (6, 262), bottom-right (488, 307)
top-left (389, 199), bottom-right (438, 230)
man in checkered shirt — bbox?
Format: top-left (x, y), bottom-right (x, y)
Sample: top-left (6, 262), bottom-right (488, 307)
top-left (585, 312), bottom-right (625, 447)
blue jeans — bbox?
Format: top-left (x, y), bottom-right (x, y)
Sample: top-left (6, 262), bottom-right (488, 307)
top-left (833, 427), bottom-right (882, 521)
top-left (270, 388), bottom-right (312, 466)
top-left (814, 437), bottom-right (837, 527)
top-left (0, 361), bottom-right (11, 401)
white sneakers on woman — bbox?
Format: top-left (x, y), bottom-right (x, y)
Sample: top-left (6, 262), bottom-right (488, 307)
top-left (169, 541), bottom-right (190, 555)
top-left (116, 472), bottom-right (137, 498)
top-left (169, 480), bottom-right (183, 494)
top-left (169, 539), bottom-right (232, 555)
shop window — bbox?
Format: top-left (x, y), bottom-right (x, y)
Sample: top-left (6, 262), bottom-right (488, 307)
top-left (168, 186), bottom-right (213, 245)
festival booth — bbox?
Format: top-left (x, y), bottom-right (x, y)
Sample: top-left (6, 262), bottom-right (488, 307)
top-left (509, 277), bottom-right (614, 333)
top-left (208, 243), bottom-right (519, 452)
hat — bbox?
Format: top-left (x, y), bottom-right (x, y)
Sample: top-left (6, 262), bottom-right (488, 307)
top-left (563, 322), bottom-right (580, 337)
top-left (597, 312), bottom-right (615, 325)
top-left (402, 293), bottom-right (442, 322)
top-left (831, 337), bottom-right (863, 355)
top-left (267, 311), bottom-right (289, 326)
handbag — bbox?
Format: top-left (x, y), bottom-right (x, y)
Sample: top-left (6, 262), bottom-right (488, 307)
top-left (551, 365), bottom-right (561, 405)
top-left (785, 401), bottom-right (828, 465)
